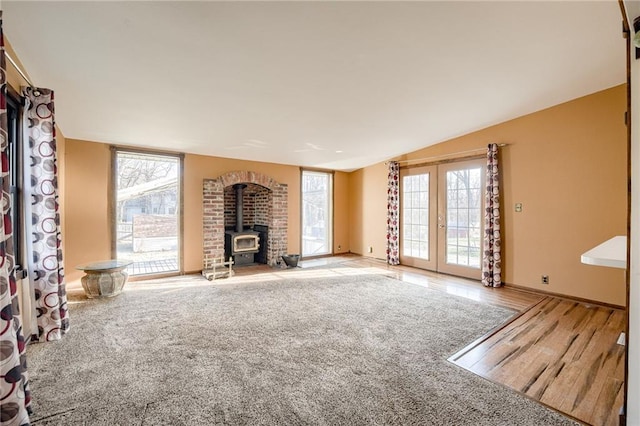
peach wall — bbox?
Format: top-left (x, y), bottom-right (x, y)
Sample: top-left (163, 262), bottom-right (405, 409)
top-left (333, 171), bottom-right (350, 254)
top-left (350, 85), bottom-right (627, 306)
top-left (349, 161), bottom-right (388, 259)
top-left (64, 140), bottom-right (112, 283)
top-left (63, 141), bottom-right (351, 279)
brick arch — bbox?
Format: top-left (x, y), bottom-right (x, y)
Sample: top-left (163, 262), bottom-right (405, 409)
top-left (219, 170), bottom-right (278, 191)
top-left (202, 171), bottom-right (288, 269)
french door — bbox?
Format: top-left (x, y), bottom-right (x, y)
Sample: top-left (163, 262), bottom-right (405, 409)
top-left (399, 166), bottom-right (437, 270)
top-left (400, 159), bottom-right (485, 280)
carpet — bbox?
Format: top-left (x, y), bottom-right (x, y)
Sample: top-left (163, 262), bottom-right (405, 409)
top-left (26, 267), bottom-right (577, 425)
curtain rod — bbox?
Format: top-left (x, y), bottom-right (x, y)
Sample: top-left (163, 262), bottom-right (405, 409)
top-left (385, 143), bottom-right (508, 165)
top-left (4, 51), bottom-right (37, 91)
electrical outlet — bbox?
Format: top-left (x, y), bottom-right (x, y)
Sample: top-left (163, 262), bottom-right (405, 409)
top-left (541, 275), bottom-right (549, 285)
top-left (515, 203), bottom-right (523, 213)
top-left (338, 245), bottom-right (341, 250)
top-left (368, 246), bottom-right (373, 253)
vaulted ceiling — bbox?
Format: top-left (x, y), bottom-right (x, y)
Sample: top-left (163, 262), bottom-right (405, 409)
top-left (3, 1), bottom-right (625, 171)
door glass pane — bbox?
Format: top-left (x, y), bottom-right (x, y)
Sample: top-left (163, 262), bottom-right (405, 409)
top-left (302, 171), bottom-right (332, 256)
top-left (116, 151), bottom-right (180, 276)
top-left (402, 173), bottom-right (429, 260)
top-left (445, 168), bottom-right (482, 268)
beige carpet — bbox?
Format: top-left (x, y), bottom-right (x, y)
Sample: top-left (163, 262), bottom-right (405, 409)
top-left (26, 267), bottom-right (577, 425)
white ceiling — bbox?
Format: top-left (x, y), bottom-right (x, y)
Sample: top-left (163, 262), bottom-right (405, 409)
top-left (3, 1), bottom-right (625, 171)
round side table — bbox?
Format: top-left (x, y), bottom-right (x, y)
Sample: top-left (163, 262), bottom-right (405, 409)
top-left (76, 260), bottom-right (133, 298)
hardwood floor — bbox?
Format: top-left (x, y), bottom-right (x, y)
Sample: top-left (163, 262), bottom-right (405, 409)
top-left (451, 297), bottom-right (625, 426)
top-left (317, 255), bottom-right (544, 311)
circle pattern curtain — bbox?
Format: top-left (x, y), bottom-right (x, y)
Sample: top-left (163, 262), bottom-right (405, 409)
top-left (0, 10), bottom-right (32, 424)
top-left (23, 87), bottom-right (69, 342)
top-left (482, 143), bottom-right (502, 288)
top-left (386, 161), bottom-right (400, 265)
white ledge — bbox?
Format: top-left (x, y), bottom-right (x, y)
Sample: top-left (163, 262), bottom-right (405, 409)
top-left (580, 236), bottom-right (627, 269)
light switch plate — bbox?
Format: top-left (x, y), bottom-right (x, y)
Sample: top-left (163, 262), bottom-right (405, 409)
top-left (515, 203), bottom-right (523, 212)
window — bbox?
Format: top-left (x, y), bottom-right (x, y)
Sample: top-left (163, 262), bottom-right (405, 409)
top-left (301, 170), bottom-right (333, 257)
top-left (402, 173), bottom-right (431, 260)
top-left (112, 149), bottom-right (183, 276)
top-left (444, 167), bottom-right (483, 268)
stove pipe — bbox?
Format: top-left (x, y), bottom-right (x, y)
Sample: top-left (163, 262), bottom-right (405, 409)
top-left (234, 184), bottom-right (247, 233)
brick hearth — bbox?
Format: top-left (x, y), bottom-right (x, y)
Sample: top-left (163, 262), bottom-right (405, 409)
top-left (203, 171), bottom-right (288, 268)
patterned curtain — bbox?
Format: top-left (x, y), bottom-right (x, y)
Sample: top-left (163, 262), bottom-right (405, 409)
top-left (23, 87), bottom-right (69, 342)
top-left (386, 161), bottom-right (400, 265)
top-left (482, 143), bottom-right (502, 288)
top-left (0, 11), bottom-right (32, 424)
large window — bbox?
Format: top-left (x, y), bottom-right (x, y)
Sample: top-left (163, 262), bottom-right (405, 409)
top-left (301, 170), bottom-right (333, 257)
top-left (113, 149), bottom-right (182, 276)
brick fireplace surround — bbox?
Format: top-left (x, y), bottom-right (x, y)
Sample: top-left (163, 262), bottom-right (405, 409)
top-left (203, 171), bottom-right (288, 268)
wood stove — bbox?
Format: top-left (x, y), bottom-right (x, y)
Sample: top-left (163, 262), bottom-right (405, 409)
top-left (225, 231), bottom-right (260, 265)
top-left (224, 183), bottom-right (261, 265)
